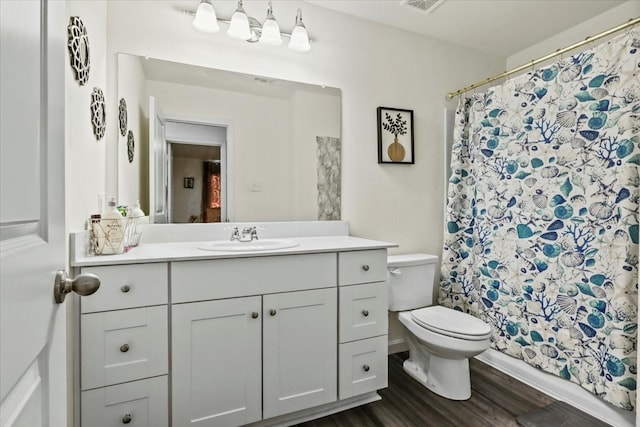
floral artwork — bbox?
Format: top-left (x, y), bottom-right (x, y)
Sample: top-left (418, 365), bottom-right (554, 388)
top-left (440, 30), bottom-right (639, 410)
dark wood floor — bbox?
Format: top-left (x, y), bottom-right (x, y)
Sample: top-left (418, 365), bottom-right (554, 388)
top-left (297, 352), bottom-right (561, 427)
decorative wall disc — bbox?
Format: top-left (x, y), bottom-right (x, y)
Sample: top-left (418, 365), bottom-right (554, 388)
top-left (119, 98), bottom-right (128, 137)
top-left (67, 16), bottom-right (90, 85)
top-left (90, 88), bottom-right (106, 140)
top-left (127, 130), bottom-right (135, 163)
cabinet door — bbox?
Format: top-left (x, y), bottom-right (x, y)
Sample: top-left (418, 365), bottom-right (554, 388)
top-left (172, 297), bottom-right (261, 427)
top-left (263, 288), bottom-right (337, 419)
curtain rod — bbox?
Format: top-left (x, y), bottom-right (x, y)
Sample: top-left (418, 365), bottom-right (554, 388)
top-left (446, 16), bottom-right (640, 99)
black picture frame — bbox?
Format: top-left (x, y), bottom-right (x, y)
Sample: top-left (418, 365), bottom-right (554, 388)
top-left (184, 177), bottom-right (194, 189)
top-left (377, 107), bottom-right (414, 164)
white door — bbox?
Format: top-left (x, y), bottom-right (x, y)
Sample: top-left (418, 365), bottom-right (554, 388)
top-left (0, 1), bottom-right (67, 426)
top-left (263, 288), bottom-right (338, 419)
top-left (148, 96), bottom-right (168, 223)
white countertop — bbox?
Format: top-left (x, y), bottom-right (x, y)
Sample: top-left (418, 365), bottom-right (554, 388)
top-left (71, 235), bottom-right (397, 267)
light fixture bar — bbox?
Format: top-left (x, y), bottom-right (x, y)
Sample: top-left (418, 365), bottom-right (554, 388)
top-left (181, 9), bottom-right (313, 42)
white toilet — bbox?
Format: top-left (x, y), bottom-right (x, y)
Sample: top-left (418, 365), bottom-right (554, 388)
top-left (388, 253), bottom-right (492, 400)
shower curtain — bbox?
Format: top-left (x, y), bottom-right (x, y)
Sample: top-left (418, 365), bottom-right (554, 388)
top-left (440, 30), bottom-right (639, 410)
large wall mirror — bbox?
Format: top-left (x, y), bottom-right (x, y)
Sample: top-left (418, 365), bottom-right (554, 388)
top-left (116, 53), bottom-right (341, 224)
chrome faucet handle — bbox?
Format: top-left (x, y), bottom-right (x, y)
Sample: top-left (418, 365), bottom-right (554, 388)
top-left (230, 227), bottom-right (241, 241)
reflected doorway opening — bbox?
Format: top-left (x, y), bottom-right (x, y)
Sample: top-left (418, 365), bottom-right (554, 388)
top-left (165, 120), bottom-right (232, 223)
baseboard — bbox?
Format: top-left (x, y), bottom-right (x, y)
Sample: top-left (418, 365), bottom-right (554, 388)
top-left (246, 392), bottom-right (381, 427)
top-left (388, 338), bottom-right (408, 354)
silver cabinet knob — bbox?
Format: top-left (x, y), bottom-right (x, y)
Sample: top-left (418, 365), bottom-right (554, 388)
top-left (120, 344), bottom-right (130, 353)
top-left (362, 265), bottom-right (370, 272)
top-left (270, 309), bottom-right (277, 316)
top-left (251, 312), bottom-right (259, 319)
top-left (362, 310), bottom-right (369, 317)
top-left (363, 365), bottom-right (370, 372)
top-left (54, 270), bottom-right (100, 304)
top-left (122, 414), bottom-right (132, 424)
top-left (121, 285), bottom-right (131, 293)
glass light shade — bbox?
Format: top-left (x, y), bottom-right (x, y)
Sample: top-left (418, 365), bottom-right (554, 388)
top-left (192, 1), bottom-right (219, 33)
top-left (288, 25), bottom-right (310, 52)
top-left (259, 19), bottom-right (282, 45)
top-left (227, 10), bottom-right (251, 40)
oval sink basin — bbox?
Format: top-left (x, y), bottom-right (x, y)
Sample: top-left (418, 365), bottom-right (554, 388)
top-left (197, 239), bottom-right (299, 252)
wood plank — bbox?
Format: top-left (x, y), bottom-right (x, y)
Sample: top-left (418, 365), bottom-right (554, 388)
top-left (296, 352), bottom-right (593, 427)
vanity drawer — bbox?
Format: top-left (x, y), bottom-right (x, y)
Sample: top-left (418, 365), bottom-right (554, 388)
top-left (80, 263), bottom-right (168, 313)
top-left (81, 306), bottom-right (168, 390)
top-left (81, 376), bottom-right (168, 427)
top-left (338, 249), bottom-right (387, 286)
top-left (171, 253), bottom-right (337, 303)
top-left (339, 282), bottom-right (388, 343)
top-left (339, 335), bottom-right (388, 399)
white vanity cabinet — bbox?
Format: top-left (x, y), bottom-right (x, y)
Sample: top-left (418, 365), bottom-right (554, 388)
top-left (76, 263), bottom-right (169, 427)
top-left (171, 254), bottom-right (338, 426)
top-left (337, 250), bottom-right (389, 399)
top-left (72, 229), bottom-right (393, 427)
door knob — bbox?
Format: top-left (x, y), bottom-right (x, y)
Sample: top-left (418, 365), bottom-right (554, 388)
top-left (54, 270), bottom-right (101, 303)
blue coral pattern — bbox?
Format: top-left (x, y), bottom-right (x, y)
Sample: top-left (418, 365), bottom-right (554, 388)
top-left (440, 31), bottom-right (640, 410)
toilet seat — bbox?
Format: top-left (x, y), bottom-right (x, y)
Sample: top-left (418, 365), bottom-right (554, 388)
top-left (410, 306), bottom-right (491, 341)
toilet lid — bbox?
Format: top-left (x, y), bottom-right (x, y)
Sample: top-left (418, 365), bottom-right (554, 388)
top-left (410, 306), bottom-right (491, 340)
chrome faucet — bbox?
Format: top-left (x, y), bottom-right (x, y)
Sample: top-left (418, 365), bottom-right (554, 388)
top-left (241, 226), bottom-right (258, 242)
top-left (229, 226), bottom-right (258, 242)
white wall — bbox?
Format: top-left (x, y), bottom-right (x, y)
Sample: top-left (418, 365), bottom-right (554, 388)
top-left (507, 1), bottom-right (640, 69)
top-left (66, 0), bottom-right (108, 232)
top-left (104, 0), bottom-right (505, 255)
top-left (116, 53), bottom-right (147, 212)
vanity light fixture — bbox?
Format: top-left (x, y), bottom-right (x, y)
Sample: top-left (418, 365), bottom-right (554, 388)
top-left (189, 0), bottom-right (311, 52)
top-left (192, 0), bottom-right (220, 33)
top-left (227, 0), bottom-right (251, 40)
top-left (288, 9), bottom-right (310, 53)
top-left (259, 2), bottom-right (282, 46)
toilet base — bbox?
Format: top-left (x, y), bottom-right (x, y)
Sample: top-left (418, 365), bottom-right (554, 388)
top-left (403, 355), bottom-right (471, 401)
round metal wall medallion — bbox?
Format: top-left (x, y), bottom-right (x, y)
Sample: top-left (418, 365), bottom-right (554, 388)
top-left (67, 16), bottom-right (90, 85)
top-left (90, 88), bottom-right (106, 140)
top-left (127, 130), bottom-right (135, 163)
top-left (119, 98), bottom-right (128, 137)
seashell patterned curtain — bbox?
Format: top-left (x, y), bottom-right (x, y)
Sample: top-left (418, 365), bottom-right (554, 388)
top-left (440, 30), bottom-right (640, 410)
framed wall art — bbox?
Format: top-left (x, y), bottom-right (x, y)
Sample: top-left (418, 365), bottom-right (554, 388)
top-left (184, 177), bottom-right (195, 189)
top-left (377, 107), bottom-right (414, 164)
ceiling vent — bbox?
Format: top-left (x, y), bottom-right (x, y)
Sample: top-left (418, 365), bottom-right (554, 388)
top-left (400, 0), bottom-right (445, 14)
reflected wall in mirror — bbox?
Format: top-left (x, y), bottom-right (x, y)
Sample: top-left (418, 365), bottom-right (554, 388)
top-left (116, 53), bottom-right (342, 224)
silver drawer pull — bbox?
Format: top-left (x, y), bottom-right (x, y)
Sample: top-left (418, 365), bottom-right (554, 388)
top-left (363, 365), bottom-right (370, 372)
top-left (362, 265), bottom-right (370, 272)
top-left (270, 309), bottom-right (277, 316)
top-left (362, 310), bottom-right (369, 317)
top-left (120, 344), bottom-right (130, 353)
top-left (120, 285), bottom-right (131, 293)
top-left (251, 312), bottom-right (259, 319)
top-left (122, 414), bottom-right (132, 424)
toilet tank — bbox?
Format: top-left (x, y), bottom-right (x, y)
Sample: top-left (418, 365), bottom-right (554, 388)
top-left (388, 253), bottom-right (439, 311)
